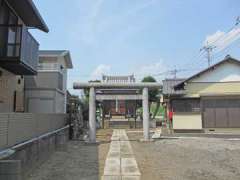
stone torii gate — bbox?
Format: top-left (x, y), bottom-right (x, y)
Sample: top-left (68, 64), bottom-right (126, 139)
top-left (73, 82), bottom-right (162, 142)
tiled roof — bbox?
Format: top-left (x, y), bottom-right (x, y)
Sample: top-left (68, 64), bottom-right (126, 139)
top-left (102, 74), bottom-right (135, 83)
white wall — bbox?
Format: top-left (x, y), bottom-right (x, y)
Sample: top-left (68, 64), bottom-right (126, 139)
top-left (38, 56), bottom-right (68, 113)
top-left (28, 99), bottom-right (54, 113)
top-left (55, 91), bottom-right (65, 113)
top-left (191, 62), bottom-right (240, 82)
top-left (173, 113), bottom-right (202, 130)
top-left (62, 69), bottom-right (67, 113)
top-left (191, 62), bottom-right (240, 83)
top-left (25, 89), bottom-right (65, 114)
top-left (57, 56), bottom-right (68, 113)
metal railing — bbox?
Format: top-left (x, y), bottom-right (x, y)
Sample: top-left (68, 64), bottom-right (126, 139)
top-left (0, 25), bottom-right (39, 71)
top-left (38, 63), bottom-right (63, 72)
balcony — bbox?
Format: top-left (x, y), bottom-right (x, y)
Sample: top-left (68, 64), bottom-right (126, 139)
top-left (38, 63), bottom-right (64, 72)
top-left (0, 25), bottom-right (39, 75)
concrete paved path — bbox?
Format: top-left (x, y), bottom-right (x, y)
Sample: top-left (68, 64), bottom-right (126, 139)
top-left (102, 129), bottom-right (141, 180)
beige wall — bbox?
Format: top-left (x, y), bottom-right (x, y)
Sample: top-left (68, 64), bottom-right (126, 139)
top-left (184, 82), bottom-right (240, 97)
top-left (173, 113), bottom-right (202, 130)
top-left (0, 68), bottom-right (24, 112)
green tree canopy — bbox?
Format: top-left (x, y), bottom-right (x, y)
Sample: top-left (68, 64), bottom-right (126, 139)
top-left (83, 80), bottom-right (101, 100)
top-left (141, 76), bottom-right (161, 118)
top-left (141, 76), bottom-right (159, 102)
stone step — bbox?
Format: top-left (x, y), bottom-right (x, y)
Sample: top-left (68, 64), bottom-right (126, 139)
top-left (111, 115), bottom-right (126, 119)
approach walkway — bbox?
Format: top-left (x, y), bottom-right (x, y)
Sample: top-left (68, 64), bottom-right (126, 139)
top-left (102, 129), bottom-right (141, 180)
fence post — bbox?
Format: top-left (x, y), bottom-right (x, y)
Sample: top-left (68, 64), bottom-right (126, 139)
top-left (6, 114), bottom-right (10, 148)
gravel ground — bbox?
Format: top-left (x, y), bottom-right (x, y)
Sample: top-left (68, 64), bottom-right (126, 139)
top-left (26, 129), bottom-right (240, 180)
top-left (128, 131), bottom-right (240, 180)
top-left (27, 129), bottom-right (112, 180)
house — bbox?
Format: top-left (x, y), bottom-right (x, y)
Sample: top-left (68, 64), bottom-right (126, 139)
top-left (171, 55), bottom-right (240, 132)
top-left (0, 0), bottom-right (48, 112)
top-left (162, 78), bottom-right (186, 125)
top-left (24, 50), bottom-right (73, 113)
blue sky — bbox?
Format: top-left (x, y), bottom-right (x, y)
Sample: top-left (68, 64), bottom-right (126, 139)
top-left (31, 0), bottom-right (240, 93)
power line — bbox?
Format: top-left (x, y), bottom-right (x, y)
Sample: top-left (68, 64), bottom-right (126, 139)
top-left (207, 16), bottom-right (240, 47)
top-left (213, 38), bottom-right (240, 60)
top-left (200, 16), bottom-right (240, 67)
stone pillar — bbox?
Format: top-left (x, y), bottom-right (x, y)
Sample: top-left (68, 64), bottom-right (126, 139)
top-left (142, 87), bottom-right (150, 140)
top-left (89, 87), bottom-right (96, 142)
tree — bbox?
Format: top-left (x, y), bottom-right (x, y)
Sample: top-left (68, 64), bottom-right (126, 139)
top-left (141, 76), bottom-right (160, 119)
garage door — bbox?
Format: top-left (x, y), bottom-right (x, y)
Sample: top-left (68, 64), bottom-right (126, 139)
top-left (202, 98), bottom-right (240, 128)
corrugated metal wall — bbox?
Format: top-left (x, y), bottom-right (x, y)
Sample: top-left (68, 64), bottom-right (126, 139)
top-left (0, 113), bottom-right (67, 150)
top-left (0, 114), bottom-right (9, 149)
top-left (202, 98), bottom-right (240, 128)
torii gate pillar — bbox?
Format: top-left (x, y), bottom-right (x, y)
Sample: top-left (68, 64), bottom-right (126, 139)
top-left (89, 87), bottom-right (96, 142)
top-left (142, 87), bottom-right (150, 140)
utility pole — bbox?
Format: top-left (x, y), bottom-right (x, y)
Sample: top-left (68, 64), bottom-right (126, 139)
top-left (172, 69), bottom-right (177, 79)
top-left (199, 16), bottom-right (239, 67)
top-left (170, 67), bottom-right (187, 79)
top-left (200, 43), bottom-right (216, 67)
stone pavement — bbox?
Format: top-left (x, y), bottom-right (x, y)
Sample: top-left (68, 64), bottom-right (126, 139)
top-left (102, 129), bottom-right (141, 180)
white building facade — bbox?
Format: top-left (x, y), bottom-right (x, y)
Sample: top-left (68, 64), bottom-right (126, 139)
top-left (25, 50), bottom-right (73, 113)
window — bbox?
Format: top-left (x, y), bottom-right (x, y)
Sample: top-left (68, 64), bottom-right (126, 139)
top-left (0, 0), bottom-right (19, 57)
top-left (171, 98), bottom-right (200, 113)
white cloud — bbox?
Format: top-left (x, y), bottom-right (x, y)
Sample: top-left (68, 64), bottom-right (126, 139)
top-left (134, 60), bottom-right (167, 80)
top-left (204, 27), bottom-right (240, 51)
top-left (91, 64), bottom-right (111, 80)
top-left (204, 30), bottom-right (225, 45)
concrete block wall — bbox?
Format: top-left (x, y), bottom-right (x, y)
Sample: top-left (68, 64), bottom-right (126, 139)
top-left (0, 113), bottom-right (67, 150)
top-left (0, 127), bottom-right (69, 179)
top-left (0, 160), bottom-right (22, 180)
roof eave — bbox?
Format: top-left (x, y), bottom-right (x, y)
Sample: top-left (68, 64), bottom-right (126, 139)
top-left (6, 0), bottom-right (49, 33)
top-left (62, 51), bottom-right (73, 69)
top-left (28, 0), bottom-right (49, 32)
top-left (173, 56), bottom-right (240, 89)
